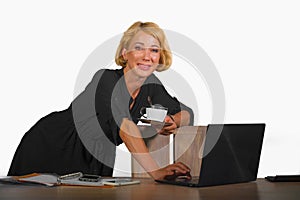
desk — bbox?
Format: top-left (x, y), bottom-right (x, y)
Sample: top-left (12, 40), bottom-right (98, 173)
top-left (1, 179), bottom-right (299, 200)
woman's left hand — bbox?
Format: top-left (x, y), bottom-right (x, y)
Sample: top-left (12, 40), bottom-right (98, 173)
top-left (158, 115), bottom-right (177, 135)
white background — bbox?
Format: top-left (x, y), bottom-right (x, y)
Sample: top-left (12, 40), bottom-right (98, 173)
top-left (1, 0), bottom-right (299, 177)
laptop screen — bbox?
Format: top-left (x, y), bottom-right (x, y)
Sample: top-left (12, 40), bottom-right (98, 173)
top-left (198, 124), bottom-right (265, 186)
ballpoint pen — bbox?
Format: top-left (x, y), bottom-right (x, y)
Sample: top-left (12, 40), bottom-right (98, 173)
top-left (57, 172), bottom-right (82, 182)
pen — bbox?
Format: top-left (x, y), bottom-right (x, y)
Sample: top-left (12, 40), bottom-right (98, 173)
top-left (57, 172), bottom-right (82, 181)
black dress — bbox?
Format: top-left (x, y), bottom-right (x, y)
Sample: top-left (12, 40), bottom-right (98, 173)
top-left (8, 69), bottom-right (193, 176)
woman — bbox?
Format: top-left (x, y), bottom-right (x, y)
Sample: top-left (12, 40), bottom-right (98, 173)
top-left (8, 21), bottom-right (193, 180)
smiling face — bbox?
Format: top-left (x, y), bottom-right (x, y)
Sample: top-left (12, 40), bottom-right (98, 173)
top-left (122, 31), bottom-right (161, 79)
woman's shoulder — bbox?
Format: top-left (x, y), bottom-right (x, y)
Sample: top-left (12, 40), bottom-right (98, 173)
top-left (94, 68), bottom-right (123, 77)
top-left (104, 68), bottom-right (123, 74)
top-left (145, 72), bottom-right (162, 85)
top-left (92, 68), bottom-right (123, 83)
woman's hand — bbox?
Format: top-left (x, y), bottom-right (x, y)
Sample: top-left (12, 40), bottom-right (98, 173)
top-left (157, 115), bottom-right (177, 135)
top-left (157, 110), bottom-right (191, 135)
top-left (150, 162), bottom-right (191, 181)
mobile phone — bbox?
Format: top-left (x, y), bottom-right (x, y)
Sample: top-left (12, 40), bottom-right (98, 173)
top-left (103, 179), bottom-right (140, 186)
top-left (78, 174), bottom-right (101, 182)
top-left (265, 175), bottom-right (300, 182)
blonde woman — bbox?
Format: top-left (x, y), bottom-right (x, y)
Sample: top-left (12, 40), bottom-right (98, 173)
top-left (8, 21), bottom-right (193, 181)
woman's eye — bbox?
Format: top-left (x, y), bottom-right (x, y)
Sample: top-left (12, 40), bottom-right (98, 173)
top-left (135, 46), bottom-right (143, 51)
top-left (151, 48), bottom-right (160, 53)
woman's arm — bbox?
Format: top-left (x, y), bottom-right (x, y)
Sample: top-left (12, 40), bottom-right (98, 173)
top-left (119, 118), bottom-right (190, 180)
top-left (171, 110), bottom-right (191, 127)
top-left (159, 110), bottom-right (191, 135)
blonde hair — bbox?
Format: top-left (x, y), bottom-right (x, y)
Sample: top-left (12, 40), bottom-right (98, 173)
top-left (115, 21), bottom-right (172, 72)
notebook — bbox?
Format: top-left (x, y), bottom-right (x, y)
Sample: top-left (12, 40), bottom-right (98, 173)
top-left (156, 123), bottom-right (266, 187)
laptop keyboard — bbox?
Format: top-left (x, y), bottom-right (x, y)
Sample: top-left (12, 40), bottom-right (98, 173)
top-left (175, 176), bottom-right (200, 184)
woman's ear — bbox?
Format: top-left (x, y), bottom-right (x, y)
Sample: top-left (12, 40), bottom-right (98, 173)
top-left (121, 48), bottom-right (127, 61)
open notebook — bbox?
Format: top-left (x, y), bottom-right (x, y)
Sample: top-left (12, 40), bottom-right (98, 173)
top-left (1, 172), bottom-right (139, 187)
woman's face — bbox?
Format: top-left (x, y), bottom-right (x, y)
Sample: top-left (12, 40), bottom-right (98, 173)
top-left (123, 31), bottom-right (161, 79)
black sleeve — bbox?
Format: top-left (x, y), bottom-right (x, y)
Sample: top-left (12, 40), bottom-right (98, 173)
top-left (151, 84), bottom-right (181, 114)
top-left (178, 101), bottom-right (194, 125)
top-left (147, 76), bottom-right (194, 125)
top-left (95, 70), bottom-right (131, 145)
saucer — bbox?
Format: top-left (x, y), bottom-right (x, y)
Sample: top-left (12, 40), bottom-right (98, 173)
top-left (137, 118), bottom-right (172, 126)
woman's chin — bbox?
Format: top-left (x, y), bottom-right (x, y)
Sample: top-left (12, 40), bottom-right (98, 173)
top-left (135, 67), bottom-right (155, 77)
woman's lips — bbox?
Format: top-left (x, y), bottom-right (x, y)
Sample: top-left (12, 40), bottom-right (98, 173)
top-left (137, 63), bottom-right (151, 71)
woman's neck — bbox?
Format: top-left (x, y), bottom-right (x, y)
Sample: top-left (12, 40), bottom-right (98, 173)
top-left (123, 67), bottom-right (145, 99)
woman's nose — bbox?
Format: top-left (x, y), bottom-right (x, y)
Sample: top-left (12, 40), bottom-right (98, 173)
top-left (142, 48), bottom-right (151, 60)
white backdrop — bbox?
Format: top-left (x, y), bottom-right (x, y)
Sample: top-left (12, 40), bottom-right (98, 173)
top-left (1, 0), bottom-right (299, 177)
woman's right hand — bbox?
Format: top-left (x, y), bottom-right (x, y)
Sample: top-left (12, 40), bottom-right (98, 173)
top-left (150, 162), bottom-right (191, 181)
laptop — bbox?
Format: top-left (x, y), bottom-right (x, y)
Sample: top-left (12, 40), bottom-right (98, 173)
top-left (156, 123), bottom-right (266, 187)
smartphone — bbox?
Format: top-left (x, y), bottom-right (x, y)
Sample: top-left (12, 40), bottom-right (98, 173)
top-left (103, 179), bottom-right (140, 186)
top-left (78, 174), bottom-right (101, 182)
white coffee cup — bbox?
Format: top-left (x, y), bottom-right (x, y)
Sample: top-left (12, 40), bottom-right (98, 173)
top-left (141, 105), bottom-right (168, 122)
